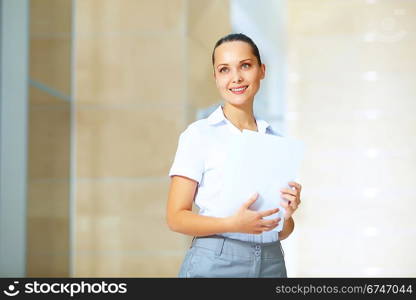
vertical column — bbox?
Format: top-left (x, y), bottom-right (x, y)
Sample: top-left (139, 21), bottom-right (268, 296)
top-left (73, 0), bottom-right (231, 277)
top-left (74, 0), bottom-right (189, 277)
top-left (230, 0), bottom-right (287, 134)
top-left (0, 0), bottom-right (29, 277)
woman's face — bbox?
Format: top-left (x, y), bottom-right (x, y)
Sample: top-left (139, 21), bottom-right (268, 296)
top-left (213, 41), bottom-right (265, 107)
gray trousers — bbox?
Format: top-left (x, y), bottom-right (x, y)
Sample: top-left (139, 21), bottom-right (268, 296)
top-left (178, 235), bottom-right (287, 278)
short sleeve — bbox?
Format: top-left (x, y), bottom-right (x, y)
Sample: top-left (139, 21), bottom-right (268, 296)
top-left (168, 125), bottom-right (205, 184)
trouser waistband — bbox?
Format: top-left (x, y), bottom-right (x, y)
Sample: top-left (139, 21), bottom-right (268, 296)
top-left (191, 235), bottom-right (284, 259)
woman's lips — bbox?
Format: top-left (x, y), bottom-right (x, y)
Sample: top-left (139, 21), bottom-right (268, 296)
top-left (229, 85), bottom-right (248, 95)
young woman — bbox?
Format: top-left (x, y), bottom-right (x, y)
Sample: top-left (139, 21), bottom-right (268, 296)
top-left (166, 33), bottom-right (302, 278)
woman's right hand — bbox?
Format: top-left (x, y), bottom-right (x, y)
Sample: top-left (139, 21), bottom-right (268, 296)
top-left (227, 193), bottom-right (280, 234)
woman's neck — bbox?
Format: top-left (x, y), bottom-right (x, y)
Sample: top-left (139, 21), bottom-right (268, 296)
top-left (222, 103), bottom-right (258, 132)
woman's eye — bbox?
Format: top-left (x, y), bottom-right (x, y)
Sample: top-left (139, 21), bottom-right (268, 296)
top-left (219, 67), bottom-right (228, 73)
top-left (242, 63), bottom-right (251, 68)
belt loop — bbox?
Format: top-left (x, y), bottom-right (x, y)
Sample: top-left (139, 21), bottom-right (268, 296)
top-left (215, 236), bottom-right (225, 257)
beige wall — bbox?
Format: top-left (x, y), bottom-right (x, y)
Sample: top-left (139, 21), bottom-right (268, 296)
top-left (27, 0), bottom-right (72, 277)
top-left (286, 0), bottom-right (416, 276)
top-left (74, 0), bottom-right (230, 277)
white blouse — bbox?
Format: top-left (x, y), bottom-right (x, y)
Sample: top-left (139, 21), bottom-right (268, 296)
top-left (169, 105), bottom-right (283, 243)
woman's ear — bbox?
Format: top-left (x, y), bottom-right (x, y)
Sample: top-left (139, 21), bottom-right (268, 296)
top-left (260, 64), bottom-right (266, 79)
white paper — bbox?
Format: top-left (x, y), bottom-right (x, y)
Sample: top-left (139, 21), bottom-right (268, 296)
top-left (218, 130), bottom-right (305, 232)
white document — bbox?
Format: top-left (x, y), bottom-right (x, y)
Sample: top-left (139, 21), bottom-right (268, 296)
top-left (218, 130), bottom-right (305, 232)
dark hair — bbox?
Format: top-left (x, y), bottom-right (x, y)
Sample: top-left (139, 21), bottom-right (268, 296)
top-left (212, 33), bottom-right (262, 67)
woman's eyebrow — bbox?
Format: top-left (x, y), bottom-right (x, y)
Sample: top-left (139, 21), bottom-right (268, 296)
top-left (217, 58), bottom-right (252, 68)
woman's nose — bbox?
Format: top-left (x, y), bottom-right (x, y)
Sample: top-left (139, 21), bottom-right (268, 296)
top-left (232, 71), bottom-right (243, 83)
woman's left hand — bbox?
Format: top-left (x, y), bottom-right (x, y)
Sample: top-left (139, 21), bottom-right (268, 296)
top-left (280, 181), bottom-right (302, 220)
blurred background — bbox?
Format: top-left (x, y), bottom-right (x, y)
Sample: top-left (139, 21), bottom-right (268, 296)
top-left (0, 0), bottom-right (415, 277)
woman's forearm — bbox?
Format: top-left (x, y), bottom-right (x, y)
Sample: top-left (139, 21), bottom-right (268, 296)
top-left (279, 217), bottom-right (294, 240)
top-left (168, 210), bottom-right (235, 237)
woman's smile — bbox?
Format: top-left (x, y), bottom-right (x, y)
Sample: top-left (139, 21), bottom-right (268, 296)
top-left (229, 85), bottom-right (249, 94)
